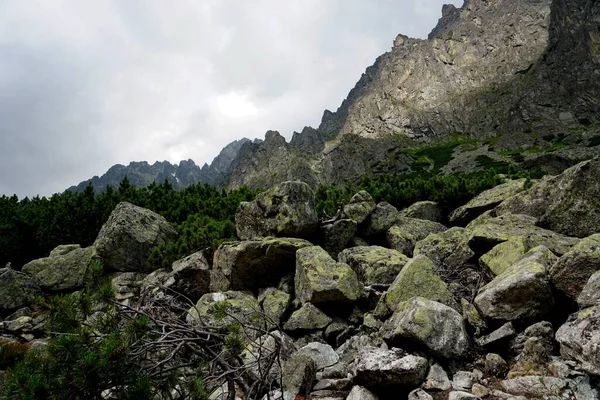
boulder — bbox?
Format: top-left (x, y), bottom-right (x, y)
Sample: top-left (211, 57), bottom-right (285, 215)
top-left (423, 363), bottom-right (452, 391)
top-left (362, 202), bottom-right (400, 237)
top-left (467, 213), bottom-right (578, 256)
top-left (408, 389), bottom-right (434, 400)
top-left (259, 288), bottom-right (291, 328)
top-left (479, 238), bottom-right (528, 276)
top-left (381, 297), bottom-right (471, 359)
top-left (499, 376), bottom-right (570, 398)
top-left (386, 217), bottom-right (447, 257)
top-left (400, 201), bottom-right (442, 222)
top-left (94, 202), bottom-right (177, 272)
top-left (461, 299), bottom-right (487, 334)
top-left (508, 321), bottom-right (554, 356)
top-left (452, 371), bottom-right (474, 391)
top-left (354, 347), bottom-right (428, 389)
top-left (295, 246), bottom-right (362, 305)
top-left (556, 305), bottom-right (600, 376)
top-left (0, 268), bottom-right (40, 315)
top-left (320, 219), bottom-right (357, 259)
top-left (187, 291), bottom-right (262, 331)
top-left (577, 270), bottom-right (600, 308)
top-left (474, 246), bottom-right (556, 322)
top-left (507, 337), bottom-right (552, 378)
top-left (551, 234), bottom-right (600, 301)
top-left (170, 251), bottom-right (211, 301)
top-left (414, 227), bottom-right (474, 272)
top-left (22, 246), bottom-right (95, 292)
top-left (494, 158), bottom-right (600, 238)
top-left (211, 238), bottom-right (311, 292)
top-left (342, 191), bottom-right (377, 224)
top-left (283, 303), bottom-right (331, 333)
top-left (484, 353), bottom-right (508, 378)
top-left (376, 255), bottom-right (453, 318)
top-left (241, 331), bottom-right (295, 383)
top-left (338, 246), bottom-right (409, 286)
top-left (111, 272), bottom-right (146, 301)
top-left (297, 342), bottom-right (339, 370)
top-left (346, 386), bottom-right (377, 400)
top-left (475, 322), bottom-right (516, 347)
top-left (282, 354), bottom-right (317, 400)
top-left (449, 179), bottom-right (528, 225)
top-left (236, 181), bottom-right (319, 240)
top-left (448, 392), bottom-right (480, 400)
top-left (49, 244), bottom-right (81, 257)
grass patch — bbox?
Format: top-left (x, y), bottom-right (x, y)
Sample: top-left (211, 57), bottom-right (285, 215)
top-left (404, 139), bottom-right (479, 174)
top-left (475, 155), bottom-right (511, 173)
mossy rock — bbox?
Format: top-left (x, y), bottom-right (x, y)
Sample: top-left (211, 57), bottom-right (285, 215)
top-left (283, 303), bottom-right (332, 333)
top-left (187, 291), bottom-right (263, 332)
top-left (338, 246), bottom-right (409, 286)
top-left (0, 268), bottom-right (40, 315)
top-left (386, 217), bottom-right (447, 257)
top-left (480, 238), bottom-right (528, 276)
top-left (342, 191), bottom-right (377, 224)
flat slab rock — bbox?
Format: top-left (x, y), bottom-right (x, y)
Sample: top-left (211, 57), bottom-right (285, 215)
top-left (354, 347), bottom-right (428, 389)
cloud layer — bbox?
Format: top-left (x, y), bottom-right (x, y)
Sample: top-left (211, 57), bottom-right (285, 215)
top-left (0, 0), bottom-right (462, 197)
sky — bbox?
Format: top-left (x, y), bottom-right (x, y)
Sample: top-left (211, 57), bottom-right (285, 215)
top-left (0, 0), bottom-right (463, 197)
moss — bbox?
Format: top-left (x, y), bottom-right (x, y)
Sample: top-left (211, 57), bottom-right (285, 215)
top-left (404, 138), bottom-right (480, 174)
top-left (475, 155), bottom-right (511, 173)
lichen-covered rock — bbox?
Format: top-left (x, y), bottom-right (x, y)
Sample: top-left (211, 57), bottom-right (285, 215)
top-left (499, 376), bottom-right (570, 398)
top-left (423, 363), bottom-right (452, 391)
top-left (49, 244), bottom-right (81, 257)
top-left (94, 202), bottom-right (177, 272)
top-left (381, 297), bottom-right (470, 359)
top-left (354, 347), bottom-right (428, 389)
top-left (169, 251), bottom-right (211, 301)
top-left (0, 269), bottom-right (39, 315)
top-left (211, 238), bottom-right (311, 292)
top-left (283, 303), bottom-right (331, 333)
top-left (259, 288), bottom-right (290, 327)
top-left (111, 272), bottom-right (146, 301)
top-left (467, 213), bottom-right (578, 256)
top-left (461, 299), bottom-right (487, 334)
top-left (320, 219), bottom-right (357, 258)
top-left (241, 331), bottom-right (296, 383)
top-left (346, 386), bottom-right (377, 400)
top-left (507, 337), bottom-right (552, 378)
top-left (338, 246), bottom-right (409, 286)
top-left (297, 342), bottom-right (339, 370)
top-left (479, 238), bottom-right (528, 276)
top-left (362, 202), bottom-right (400, 237)
top-left (414, 227), bottom-right (474, 272)
top-left (475, 322), bottom-right (516, 347)
top-left (577, 270), bottom-right (600, 308)
top-left (551, 234), bottom-right (600, 301)
top-left (484, 353), bottom-right (508, 378)
top-left (22, 246), bottom-right (95, 292)
top-left (386, 217), bottom-right (447, 257)
top-left (400, 201), bottom-right (442, 222)
top-left (342, 191), bottom-right (377, 224)
top-left (556, 306), bottom-right (600, 376)
top-left (235, 181), bottom-right (319, 240)
top-left (187, 291), bottom-right (262, 331)
top-left (282, 354), bottom-right (317, 400)
top-left (474, 246), bottom-right (556, 322)
top-left (508, 321), bottom-right (554, 357)
top-left (376, 255), bottom-right (453, 318)
top-left (449, 179), bottom-right (528, 225)
top-left (295, 246), bottom-right (362, 305)
top-left (494, 158), bottom-right (600, 238)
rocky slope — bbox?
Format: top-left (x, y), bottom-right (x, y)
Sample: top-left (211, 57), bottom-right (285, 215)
top-left (4, 158), bottom-right (600, 398)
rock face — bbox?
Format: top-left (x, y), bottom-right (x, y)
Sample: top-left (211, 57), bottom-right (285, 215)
top-left (556, 306), bottom-right (600, 376)
top-left (338, 246), bottom-right (409, 286)
top-left (0, 268), bottom-right (39, 315)
top-left (210, 238), bottom-right (311, 292)
top-left (235, 181), bottom-right (319, 240)
top-left (551, 234), bottom-right (600, 301)
top-left (577, 270), bottom-right (600, 308)
top-left (386, 218), bottom-right (447, 257)
top-left (354, 347), bottom-right (428, 389)
top-left (94, 202), bottom-right (177, 272)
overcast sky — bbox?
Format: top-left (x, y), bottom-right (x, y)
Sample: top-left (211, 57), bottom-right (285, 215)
top-left (0, 0), bottom-right (462, 197)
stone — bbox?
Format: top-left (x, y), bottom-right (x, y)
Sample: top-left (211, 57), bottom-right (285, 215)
top-left (320, 219), bottom-right (357, 259)
top-left (470, 384), bottom-right (489, 398)
top-left (494, 158), bottom-right (600, 238)
top-left (423, 363), bottom-right (452, 391)
top-left (362, 202), bottom-right (400, 237)
top-left (376, 255), bottom-right (453, 318)
top-left (452, 371), bottom-right (474, 390)
top-left (556, 305), bottom-right (600, 376)
top-left (449, 179), bottom-right (528, 225)
top-left (507, 337), bottom-right (552, 378)
top-left (336, 334), bottom-right (387, 365)
top-left (170, 250), bottom-right (211, 301)
top-left (94, 202), bottom-right (177, 272)
top-left (408, 389), bottom-right (433, 400)
top-left (259, 288), bottom-right (290, 328)
top-left (381, 297), bottom-right (471, 359)
top-left (297, 342), bottom-right (339, 370)
top-left (354, 347), bottom-right (428, 389)
top-left (551, 234), bottom-right (600, 301)
top-left (346, 386), bottom-right (377, 400)
top-left (509, 321), bottom-right (555, 356)
top-left (338, 246), bottom-right (409, 286)
top-left (448, 392), bottom-right (480, 400)
top-left (211, 238), bottom-right (311, 292)
top-left (140, 269), bottom-right (175, 298)
top-left (499, 376), bottom-right (570, 398)
top-left (413, 227), bottom-right (474, 273)
top-left (386, 218), bottom-right (447, 257)
top-left (475, 322), bottom-right (516, 347)
top-left (474, 246), bottom-right (556, 322)
top-left (0, 268), bottom-right (39, 315)
top-left (22, 246), bottom-right (95, 292)
top-left (49, 244), bottom-right (81, 257)
top-left (479, 238), bottom-right (528, 276)
top-left (295, 246), bottom-right (362, 305)
top-left (484, 353), bottom-right (508, 378)
top-left (111, 272), bottom-right (146, 301)
top-left (400, 201), bottom-right (442, 222)
top-left (236, 181), bottom-right (319, 240)
top-left (282, 354), bottom-right (317, 400)
top-left (467, 213), bottom-right (579, 256)
top-left (342, 191), bottom-right (377, 224)
top-left (312, 378), bottom-right (351, 391)
top-left (577, 270), bottom-right (600, 308)
top-left (461, 299), bottom-right (487, 334)
top-left (240, 331), bottom-right (296, 383)
top-left (187, 291), bottom-right (262, 332)
top-left (283, 303), bottom-right (332, 333)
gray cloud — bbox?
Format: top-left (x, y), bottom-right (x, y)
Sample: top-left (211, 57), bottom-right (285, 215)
top-left (0, 0), bottom-right (462, 197)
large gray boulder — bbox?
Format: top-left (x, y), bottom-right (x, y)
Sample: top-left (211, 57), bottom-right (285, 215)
top-left (400, 201), bottom-right (442, 222)
top-left (283, 303), bottom-right (331, 333)
top-left (414, 227), bottom-right (474, 272)
top-left (577, 270), bottom-right (600, 308)
top-left (342, 191), bottom-right (377, 224)
top-left (94, 202), bottom-right (177, 272)
top-left (338, 246), bottom-right (409, 286)
top-left (0, 268), bottom-right (40, 315)
top-left (235, 181), bottom-right (319, 240)
top-left (320, 219), bottom-right (357, 258)
top-left (187, 291), bottom-right (262, 331)
top-left (551, 234), bottom-right (600, 301)
top-left (282, 354), bottom-right (317, 400)
top-left (474, 246), bottom-right (556, 322)
top-left (22, 246), bottom-right (95, 292)
top-left (479, 238), bottom-right (528, 276)
top-left (386, 217), bottom-right (447, 257)
top-left (295, 246), bottom-right (362, 305)
top-left (381, 297), bottom-right (471, 359)
top-left (170, 250), bottom-right (211, 301)
top-left (211, 238), bottom-right (311, 292)
top-left (354, 347), bottom-right (428, 389)
top-left (362, 202), bottom-right (400, 237)
top-left (556, 305), bottom-right (600, 376)
top-left (449, 178), bottom-right (528, 225)
top-left (494, 158), bottom-right (600, 238)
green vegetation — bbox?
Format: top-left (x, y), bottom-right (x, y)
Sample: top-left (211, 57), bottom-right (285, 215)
top-left (587, 135), bottom-right (600, 147)
top-left (403, 138), bottom-right (479, 174)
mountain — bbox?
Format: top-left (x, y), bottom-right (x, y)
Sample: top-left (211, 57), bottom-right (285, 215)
top-left (69, 138), bottom-right (250, 193)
